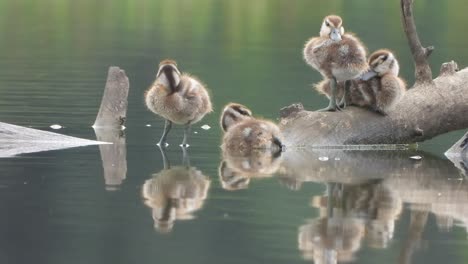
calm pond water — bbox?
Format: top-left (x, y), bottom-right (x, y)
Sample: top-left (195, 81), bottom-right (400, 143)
top-left (1, 0), bottom-right (468, 263)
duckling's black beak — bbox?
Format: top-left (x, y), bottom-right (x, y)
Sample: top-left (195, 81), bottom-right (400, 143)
top-left (330, 28), bottom-right (342, 41)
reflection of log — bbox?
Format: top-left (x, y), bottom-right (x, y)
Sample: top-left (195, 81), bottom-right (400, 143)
top-left (0, 121), bottom-right (107, 158)
top-left (398, 211), bottom-right (428, 264)
top-left (288, 148), bottom-right (468, 263)
top-left (299, 217), bottom-right (365, 264)
top-left (94, 128), bottom-right (127, 191)
top-left (278, 149), bottom-right (418, 188)
top-left (93, 66), bottom-right (129, 128)
top-left (278, 0), bottom-right (467, 147)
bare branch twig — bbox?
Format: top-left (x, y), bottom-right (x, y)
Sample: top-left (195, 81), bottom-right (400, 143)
top-left (401, 0), bottom-right (434, 84)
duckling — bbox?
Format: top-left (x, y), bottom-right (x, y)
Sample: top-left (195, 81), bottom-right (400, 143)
top-left (315, 49), bottom-right (406, 115)
top-left (220, 103), bottom-right (284, 155)
top-left (145, 59), bottom-right (213, 147)
top-left (303, 15), bottom-right (368, 111)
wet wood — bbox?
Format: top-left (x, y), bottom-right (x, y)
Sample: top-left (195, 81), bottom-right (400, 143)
top-left (94, 128), bottom-right (127, 191)
top-left (0, 122), bottom-right (107, 157)
top-left (93, 66), bottom-right (130, 128)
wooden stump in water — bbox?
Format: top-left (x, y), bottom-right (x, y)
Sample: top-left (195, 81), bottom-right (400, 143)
top-left (93, 66), bottom-right (130, 128)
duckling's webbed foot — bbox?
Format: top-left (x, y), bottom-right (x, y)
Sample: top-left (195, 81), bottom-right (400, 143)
top-left (157, 144), bottom-right (171, 169)
top-left (157, 119), bottom-right (172, 147)
top-left (180, 145), bottom-right (191, 167)
top-left (180, 122), bottom-right (192, 147)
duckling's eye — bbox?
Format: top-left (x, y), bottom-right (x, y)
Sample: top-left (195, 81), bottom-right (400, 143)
top-left (382, 55), bottom-right (388, 61)
top-left (325, 22), bottom-right (330, 27)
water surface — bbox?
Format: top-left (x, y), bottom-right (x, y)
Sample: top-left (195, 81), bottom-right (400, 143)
top-left (0, 0), bottom-right (468, 263)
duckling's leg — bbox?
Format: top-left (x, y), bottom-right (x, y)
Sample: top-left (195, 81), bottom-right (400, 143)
top-left (181, 122), bottom-right (192, 147)
top-left (157, 144), bottom-right (171, 169)
top-left (338, 80), bottom-right (351, 108)
top-left (157, 119), bottom-right (172, 147)
top-left (181, 145), bottom-right (191, 167)
top-left (318, 77), bottom-right (341, 112)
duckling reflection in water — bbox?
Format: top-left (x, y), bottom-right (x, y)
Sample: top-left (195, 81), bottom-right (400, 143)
top-left (219, 148), bottom-right (283, 191)
top-left (299, 181), bottom-right (402, 263)
top-left (303, 15), bottom-right (368, 111)
top-left (219, 103), bottom-right (284, 190)
top-left (316, 49), bottom-right (406, 115)
top-left (145, 59), bottom-right (213, 147)
top-left (142, 147), bottom-right (210, 233)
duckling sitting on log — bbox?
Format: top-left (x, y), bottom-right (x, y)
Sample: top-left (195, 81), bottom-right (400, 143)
top-left (220, 103), bottom-right (284, 155)
top-left (303, 15), bottom-right (368, 112)
top-left (316, 49), bottom-right (406, 115)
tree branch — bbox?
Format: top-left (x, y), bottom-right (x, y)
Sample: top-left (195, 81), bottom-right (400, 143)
top-left (401, 0), bottom-right (434, 84)
top-left (279, 67), bottom-right (468, 146)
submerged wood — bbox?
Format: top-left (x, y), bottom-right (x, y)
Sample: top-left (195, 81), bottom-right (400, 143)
top-left (94, 128), bottom-right (127, 191)
top-left (0, 122), bottom-right (107, 158)
top-left (93, 66), bottom-right (130, 128)
top-left (279, 66), bottom-right (468, 146)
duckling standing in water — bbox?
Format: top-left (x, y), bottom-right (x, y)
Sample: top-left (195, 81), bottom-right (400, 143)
top-left (303, 15), bottom-right (368, 111)
top-left (315, 49), bottom-right (406, 115)
top-left (220, 103), bottom-right (284, 155)
top-left (145, 60), bottom-right (213, 147)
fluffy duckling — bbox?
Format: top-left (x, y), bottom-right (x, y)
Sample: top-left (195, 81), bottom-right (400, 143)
top-left (315, 49), bottom-right (406, 115)
top-left (220, 103), bottom-right (284, 155)
top-left (303, 15), bottom-right (368, 111)
top-left (145, 59), bottom-right (213, 147)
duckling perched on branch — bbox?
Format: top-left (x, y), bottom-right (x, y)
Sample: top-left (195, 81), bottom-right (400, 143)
top-left (316, 49), bottom-right (406, 115)
top-left (303, 15), bottom-right (368, 112)
top-left (220, 103), bottom-right (284, 155)
top-left (145, 60), bottom-right (212, 147)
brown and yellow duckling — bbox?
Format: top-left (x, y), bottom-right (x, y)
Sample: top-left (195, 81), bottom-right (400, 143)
top-left (220, 103), bottom-right (284, 155)
top-left (145, 59), bottom-right (212, 147)
top-left (303, 15), bottom-right (368, 112)
top-left (316, 49), bottom-right (406, 115)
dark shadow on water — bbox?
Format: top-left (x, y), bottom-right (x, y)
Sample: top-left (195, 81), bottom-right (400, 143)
top-left (142, 146), bottom-right (211, 233)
